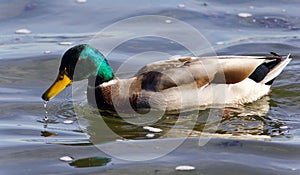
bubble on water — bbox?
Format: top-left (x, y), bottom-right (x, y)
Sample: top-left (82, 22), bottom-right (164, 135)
top-left (146, 133), bottom-right (155, 138)
top-left (177, 4), bottom-right (185, 8)
top-left (175, 165), bottom-right (195, 171)
top-left (76, 0), bottom-right (87, 3)
top-left (63, 120), bottom-right (74, 124)
top-left (44, 50), bottom-right (51, 54)
top-left (59, 42), bottom-right (73, 45)
top-left (279, 126), bottom-right (289, 129)
top-left (165, 19), bottom-right (172, 24)
top-left (15, 28), bottom-right (31, 34)
top-left (216, 41), bottom-right (224, 45)
top-left (143, 126), bottom-right (162, 133)
top-left (116, 139), bottom-right (126, 142)
top-left (238, 13), bottom-right (252, 18)
top-left (59, 156), bottom-right (73, 162)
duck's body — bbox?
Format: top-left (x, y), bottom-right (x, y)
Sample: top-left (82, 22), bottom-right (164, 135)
top-left (87, 55), bottom-right (291, 113)
top-left (42, 44), bottom-right (291, 113)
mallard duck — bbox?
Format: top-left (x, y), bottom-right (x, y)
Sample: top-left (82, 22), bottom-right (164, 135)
top-left (41, 44), bottom-right (291, 113)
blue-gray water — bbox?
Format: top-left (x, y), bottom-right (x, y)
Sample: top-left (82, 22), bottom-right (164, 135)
top-left (0, 0), bottom-right (300, 174)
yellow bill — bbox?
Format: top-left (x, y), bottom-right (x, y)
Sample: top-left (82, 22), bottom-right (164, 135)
top-left (41, 72), bottom-right (72, 101)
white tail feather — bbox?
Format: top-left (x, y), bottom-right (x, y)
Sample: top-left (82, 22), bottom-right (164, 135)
top-left (261, 54), bottom-right (292, 84)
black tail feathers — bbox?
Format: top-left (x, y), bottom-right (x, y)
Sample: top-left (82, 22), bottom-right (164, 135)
top-left (249, 53), bottom-right (283, 85)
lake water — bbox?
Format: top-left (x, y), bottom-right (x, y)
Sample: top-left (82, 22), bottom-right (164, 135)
top-left (0, 0), bottom-right (300, 174)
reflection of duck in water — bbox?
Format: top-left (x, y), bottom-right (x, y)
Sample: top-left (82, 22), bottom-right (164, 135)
top-left (42, 44), bottom-right (291, 113)
top-left (217, 95), bottom-right (290, 138)
top-left (219, 95), bottom-right (271, 118)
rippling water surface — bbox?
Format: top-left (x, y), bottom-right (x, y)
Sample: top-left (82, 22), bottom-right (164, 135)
top-left (0, 0), bottom-right (300, 174)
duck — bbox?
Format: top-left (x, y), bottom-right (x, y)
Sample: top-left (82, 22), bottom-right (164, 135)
top-left (41, 44), bottom-right (291, 113)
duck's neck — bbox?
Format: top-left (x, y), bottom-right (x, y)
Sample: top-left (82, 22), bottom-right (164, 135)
top-left (95, 58), bottom-right (114, 85)
top-left (92, 58), bottom-right (114, 86)
top-left (81, 46), bottom-right (114, 87)
top-left (87, 71), bottom-right (113, 107)
top-left (88, 75), bottom-right (113, 87)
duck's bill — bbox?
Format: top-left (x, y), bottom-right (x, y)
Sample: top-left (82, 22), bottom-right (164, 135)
top-left (41, 73), bottom-right (72, 101)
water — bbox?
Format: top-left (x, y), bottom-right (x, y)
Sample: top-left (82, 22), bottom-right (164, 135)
top-left (1, 0), bottom-right (300, 174)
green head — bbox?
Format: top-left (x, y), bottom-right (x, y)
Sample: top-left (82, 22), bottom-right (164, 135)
top-left (41, 44), bottom-right (114, 101)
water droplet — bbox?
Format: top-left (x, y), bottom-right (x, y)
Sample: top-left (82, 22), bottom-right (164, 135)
top-left (43, 116), bottom-right (48, 122)
top-left (43, 100), bottom-right (49, 122)
top-left (43, 100), bottom-right (48, 108)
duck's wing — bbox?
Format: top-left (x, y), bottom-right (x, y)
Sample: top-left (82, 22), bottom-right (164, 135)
top-left (134, 55), bottom-right (290, 92)
top-left (136, 57), bottom-right (193, 75)
top-left (135, 55), bottom-right (267, 75)
top-left (212, 57), bottom-right (265, 84)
